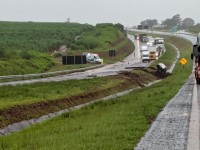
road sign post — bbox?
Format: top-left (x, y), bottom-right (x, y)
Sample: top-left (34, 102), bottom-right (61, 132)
top-left (171, 26), bottom-right (178, 33)
top-left (180, 58), bottom-right (188, 71)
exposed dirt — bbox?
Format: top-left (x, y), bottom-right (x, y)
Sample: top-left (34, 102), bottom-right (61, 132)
top-left (0, 68), bottom-right (163, 128)
top-left (98, 37), bottom-right (133, 60)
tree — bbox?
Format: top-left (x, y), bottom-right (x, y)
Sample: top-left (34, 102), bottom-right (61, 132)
top-left (196, 23), bottom-right (200, 27)
top-left (149, 19), bottom-right (158, 27)
top-left (140, 19), bottom-right (158, 28)
top-left (162, 18), bottom-right (173, 28)
top-left (182, 18), bottom-right (195, 28)
top-left (172, 14), bottom-right (181, 26)
top-left (140, 20), bottom-right (147, 26)
top-left (114, 23), bottom-right (124, 31)
top-left (162, 14), bottom-right (182, 29)
top-left (66, 18), bottom-right (70, 23)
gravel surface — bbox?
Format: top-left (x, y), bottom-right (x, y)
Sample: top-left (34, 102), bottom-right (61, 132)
top-left (134, 76), bottom-right (193, 150)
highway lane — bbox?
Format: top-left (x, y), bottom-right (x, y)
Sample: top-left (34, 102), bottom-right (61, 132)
top-left (129, 29), bottom-right (197, 44)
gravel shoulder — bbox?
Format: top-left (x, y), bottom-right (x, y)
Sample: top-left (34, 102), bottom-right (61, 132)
top-left (135, 76), bottom-right (194, 150)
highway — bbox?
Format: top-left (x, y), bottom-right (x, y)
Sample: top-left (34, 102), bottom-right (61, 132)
top-left (131, 29), bottom-right (199, 150)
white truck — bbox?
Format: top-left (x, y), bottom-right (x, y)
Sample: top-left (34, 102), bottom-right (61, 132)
top-left (83, 52), bottom-right (102, 64)
top-left (147, 37), bottom-right (155, 47)
top-left (141, 51), bottom-right (150, 62)
top-left (155, 38), bottom-right (164, 44)
top-left (140, 45), bottom-right (148, 51)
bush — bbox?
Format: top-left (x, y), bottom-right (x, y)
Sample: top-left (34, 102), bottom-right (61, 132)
top-left (20, 50), bottom-right (33, 60)
top-left (0, 47), bottom-right (6, 59)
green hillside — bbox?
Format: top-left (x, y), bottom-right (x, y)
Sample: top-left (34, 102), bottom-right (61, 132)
top-left (0, 22), bottom-right (132, 75)
top-left (0, 21), bottom-right (92, 52)
top-left (188, 25), bottom-right (200, 34)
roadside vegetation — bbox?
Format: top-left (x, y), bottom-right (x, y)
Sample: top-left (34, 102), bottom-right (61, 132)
top-left (0, 69), bottom-right (160, 128)
top-left (0, 34), bottom-right (193, 149)
top-left (151, 43), bottom-right (177, 68)
top-left (0, 22), bottom-right (133, 75)
top-left (0, 22), bottom-right (92, 52)
top-left (0, 77), bottom-right (125, 110)
top-left (188, 25), bottom-right (200, 34)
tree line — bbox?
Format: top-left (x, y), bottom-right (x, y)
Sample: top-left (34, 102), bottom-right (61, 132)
top-left (140, 14), bottom-right (197, 29)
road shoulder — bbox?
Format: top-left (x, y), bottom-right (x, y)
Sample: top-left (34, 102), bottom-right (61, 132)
top-left (187, 77), bottom-right (199, 150)
top-left (135, 76), bottom-right (193, 150)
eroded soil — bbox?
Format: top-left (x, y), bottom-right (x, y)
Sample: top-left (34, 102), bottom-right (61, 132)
top-left (0, 68), bottom-right (164, 128)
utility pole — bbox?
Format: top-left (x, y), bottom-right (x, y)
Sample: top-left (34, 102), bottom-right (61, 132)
top-left (66, 18), bottom-right (70, 23)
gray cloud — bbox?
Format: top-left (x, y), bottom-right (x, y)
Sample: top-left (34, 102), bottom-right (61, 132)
top-left (0, 0), bottom-right (199, 26)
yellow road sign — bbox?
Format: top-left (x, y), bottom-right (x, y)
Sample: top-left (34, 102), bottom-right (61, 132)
top-left (180, 58), bottom-right (188, 65)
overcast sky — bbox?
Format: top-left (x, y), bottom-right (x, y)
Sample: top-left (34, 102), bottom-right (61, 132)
top-left (0, 0), bottom-right (199, 27)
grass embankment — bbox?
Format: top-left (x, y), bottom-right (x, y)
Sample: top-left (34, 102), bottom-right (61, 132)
top-left (0, 77), bottom-right (124, 110)
top-left (0, 69), bottom-right (158, 128)
top-left (49, 37), bottom-right (135, 72)
top-left (0, 35), bottom-right (192, 149)
top-left (0, 51), bottom-right (53, 75)
top-left (151, 43), bottom-right (177, 68)
top-left (187, 26), bottom-right (200, 34)
top-left (0, 22), bottom-right (92, 76)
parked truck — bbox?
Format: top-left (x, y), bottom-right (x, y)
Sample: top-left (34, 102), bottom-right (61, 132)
top-left (191, 33), bottom-right (200, 84)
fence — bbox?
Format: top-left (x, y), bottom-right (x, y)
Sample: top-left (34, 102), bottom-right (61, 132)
top-left (62, 56), bottom-right (87, 65)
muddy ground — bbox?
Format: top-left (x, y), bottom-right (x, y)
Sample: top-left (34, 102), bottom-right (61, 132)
top-left (0, 68), bottom-right (165, 128)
